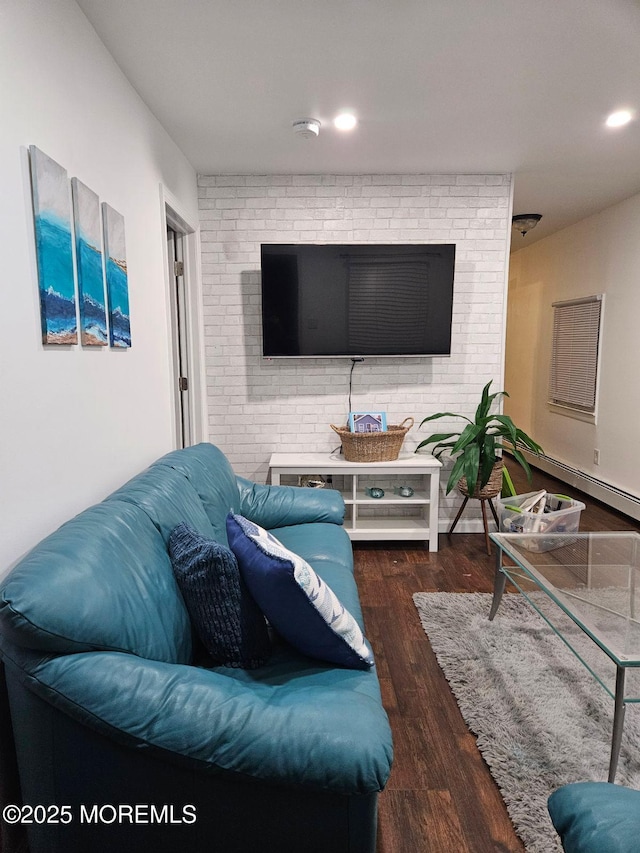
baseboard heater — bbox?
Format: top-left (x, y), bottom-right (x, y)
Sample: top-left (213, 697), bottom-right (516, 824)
top-left (506, 449), bottom-right (640, 523)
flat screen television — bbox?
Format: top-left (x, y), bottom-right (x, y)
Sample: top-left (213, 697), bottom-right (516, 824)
top-left (261, 243), bottom-right (455, 358)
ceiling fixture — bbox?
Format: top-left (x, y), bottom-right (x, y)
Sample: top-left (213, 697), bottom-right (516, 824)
top-left (512, 214), bottom-right (542, 237)
top-left (292, 118), bottom-right (321, 139)
top-left (605, 109), bottom-right (633, 128)
top-left (333, 112), bottom-right (357, 131)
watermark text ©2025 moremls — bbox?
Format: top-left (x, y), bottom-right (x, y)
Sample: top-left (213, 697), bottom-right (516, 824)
top-left (2, 804), bottom-right (197, 825)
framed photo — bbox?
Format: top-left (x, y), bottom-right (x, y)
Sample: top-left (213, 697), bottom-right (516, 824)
top-left (349, 411), bottom-right (388, 433)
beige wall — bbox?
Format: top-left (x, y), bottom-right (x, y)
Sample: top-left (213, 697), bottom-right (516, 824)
top-left (505, 191), bottom-right (640, 502)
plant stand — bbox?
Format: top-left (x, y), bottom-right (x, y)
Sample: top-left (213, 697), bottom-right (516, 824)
top-left (448, 495), bottom-right (500, 555)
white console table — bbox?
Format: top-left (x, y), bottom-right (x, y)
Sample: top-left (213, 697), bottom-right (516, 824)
top-left (268, 452), bottom-right (442, 551)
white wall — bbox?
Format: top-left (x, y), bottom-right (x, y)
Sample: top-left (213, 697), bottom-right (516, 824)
top-left (505, 191), bottom-right (640, 503)
top-left (199, 173), bottom-right (513, 527)
top-left (0, 0), bottom-right (199, 572)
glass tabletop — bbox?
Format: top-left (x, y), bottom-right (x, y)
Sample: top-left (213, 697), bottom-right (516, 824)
top-left (491, 532), bottom-right (640, 665)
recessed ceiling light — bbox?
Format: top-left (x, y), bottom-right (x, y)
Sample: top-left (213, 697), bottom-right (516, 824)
top-left (334, 113), bottom-right (357, 131)
top-left (605, 109), bottom-right (633, 128)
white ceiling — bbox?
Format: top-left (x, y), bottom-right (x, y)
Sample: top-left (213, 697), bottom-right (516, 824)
top-left (76, 0), bottom-right (640, 247)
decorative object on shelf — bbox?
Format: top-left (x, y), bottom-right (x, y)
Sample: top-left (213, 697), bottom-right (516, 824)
top-left (416, 381), bottom-right (543, 554)
top-left (365, 486), bottom-right (385, 499)
top-left (331, 417), bottom-right (414, 463)
top-left (394, 485), bottom-right (414, 498)
top-left (512, 213), bottom-right (542, 237)
top-left (299, 474), bottom-right (326, 489)
top-left (29, 146), bottom-right (78, 345)
top-left (348, 411), bottom-right (387, 433)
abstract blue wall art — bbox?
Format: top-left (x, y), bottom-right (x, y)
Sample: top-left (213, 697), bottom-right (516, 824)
top-left (102, 203), bottom-right (131, 348)
top-left (29, 146), bottom-right (78, 345)
top-left (71, 178), bottom-right (108, 346)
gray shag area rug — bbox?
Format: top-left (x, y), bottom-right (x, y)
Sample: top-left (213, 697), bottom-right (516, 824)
top-left (413, 591), bottom-right (640, 853)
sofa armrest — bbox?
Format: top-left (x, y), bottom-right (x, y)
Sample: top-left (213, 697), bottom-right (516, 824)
top-left (236, 477), bottom-right (345, 529)
top-left (548, 781), bottom-right (640, 852)
top-left (20, 651), bottom-right (391, 795)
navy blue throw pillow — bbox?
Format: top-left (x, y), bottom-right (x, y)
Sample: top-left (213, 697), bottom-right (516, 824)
top-left (168, 522), bottom-right (271, 669)
top-left (226, 513), bottom-right (375, 670)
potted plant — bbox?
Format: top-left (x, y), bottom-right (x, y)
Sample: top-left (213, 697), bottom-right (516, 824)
top-left (415, 381), bottom-right (543, 497)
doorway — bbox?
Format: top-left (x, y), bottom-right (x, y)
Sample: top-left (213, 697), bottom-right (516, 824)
top-left (163, 191), bottom-right (204, 451)
top-left (167, 225), bottom-right (191, 447)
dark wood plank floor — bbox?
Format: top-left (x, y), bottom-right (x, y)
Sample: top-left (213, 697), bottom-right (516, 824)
top-left (353, 465), bottom-right (640, 853)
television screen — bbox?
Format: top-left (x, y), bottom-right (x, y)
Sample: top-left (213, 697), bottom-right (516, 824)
top-left (261, 243), bottom-right (455, 358)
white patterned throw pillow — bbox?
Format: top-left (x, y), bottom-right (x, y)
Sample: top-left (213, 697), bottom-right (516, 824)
top-left (226, 513), bottom-right (374, 670)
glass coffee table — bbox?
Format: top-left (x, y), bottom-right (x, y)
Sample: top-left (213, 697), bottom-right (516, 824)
top-left (490, 531), bottom-right (640, 782)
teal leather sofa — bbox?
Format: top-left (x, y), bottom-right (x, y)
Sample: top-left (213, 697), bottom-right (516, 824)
top-left (0, 443), bottom-right (393, 853)
top-left (549, 782), bottom-right (640, 852)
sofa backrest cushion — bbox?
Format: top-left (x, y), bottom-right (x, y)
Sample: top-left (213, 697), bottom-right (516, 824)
top-left (152, 443), bottom-right (241, 546)
top-left (0, 501), bottom-right (192, 665)
top-left (106, 463), bottom-right (217, 545)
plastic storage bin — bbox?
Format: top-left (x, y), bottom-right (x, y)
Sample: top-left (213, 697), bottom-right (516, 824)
top-left (497, 491), bottom-right (586, 552)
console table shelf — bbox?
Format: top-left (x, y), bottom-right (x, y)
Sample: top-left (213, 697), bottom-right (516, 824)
top-left (268, 452), bottom-right (442, 551)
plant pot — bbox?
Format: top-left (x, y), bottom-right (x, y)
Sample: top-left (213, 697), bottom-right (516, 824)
top-left (457, 460), bottom-right (503, 499)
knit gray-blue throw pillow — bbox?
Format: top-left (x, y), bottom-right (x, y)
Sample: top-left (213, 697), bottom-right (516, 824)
top-left (168, 522), bottom-right (271, 669)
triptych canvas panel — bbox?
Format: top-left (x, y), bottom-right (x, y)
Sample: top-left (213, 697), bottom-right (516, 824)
top-left (71, 178), bottom-right (108, 346)
top-left (29, 147), bottom-right (78, 345)
top-left (102, 203), bottom-right (131, 348)
top-left (29, 146), bottom-right (131, 348)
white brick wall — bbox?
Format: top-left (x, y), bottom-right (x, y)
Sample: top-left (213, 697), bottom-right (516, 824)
top-left (198, 173), bottom-right (512, 529)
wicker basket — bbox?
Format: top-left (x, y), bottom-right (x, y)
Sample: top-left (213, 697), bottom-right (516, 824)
top-left (457, 460), bottom-right (503, 499)
top-left (330, 417), bottom-right (414, 463)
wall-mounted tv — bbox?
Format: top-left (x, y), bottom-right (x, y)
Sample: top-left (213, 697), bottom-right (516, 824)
top-left (261, 243), bottom-right (455, 358)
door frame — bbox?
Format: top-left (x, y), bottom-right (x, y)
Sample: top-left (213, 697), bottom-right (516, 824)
top-left (160, 184), bottom-right (206, 448)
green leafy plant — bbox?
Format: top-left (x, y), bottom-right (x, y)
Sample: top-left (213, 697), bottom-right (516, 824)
top-left (415, 381), bottom-right (543, 495)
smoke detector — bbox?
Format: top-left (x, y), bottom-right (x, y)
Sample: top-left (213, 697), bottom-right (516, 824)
top-left (292, 118), bottom-right (321, 139)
